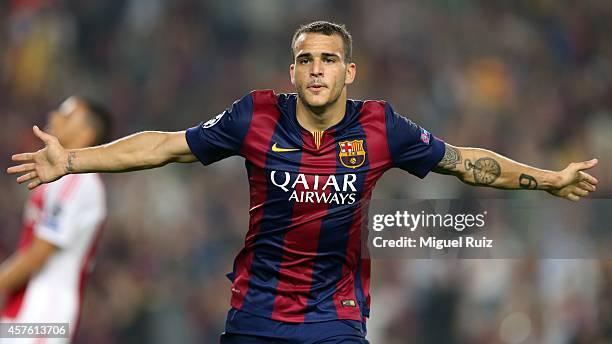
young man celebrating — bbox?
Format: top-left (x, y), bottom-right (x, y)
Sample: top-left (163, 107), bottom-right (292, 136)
top-left (7, 22), bottom-right (598, 343)
top-left (1, 97), bottom-right (112, 343)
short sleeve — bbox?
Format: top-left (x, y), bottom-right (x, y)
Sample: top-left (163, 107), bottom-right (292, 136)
top-left (185, 93), bottom-right (253, 165)
top-left (385, 103), bottom-right (446, 178)
top-left (35, 175), bottom-right (106, 249)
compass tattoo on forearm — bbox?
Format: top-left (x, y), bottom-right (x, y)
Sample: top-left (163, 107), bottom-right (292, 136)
top-left (464, 157), bottom-right (501, 185)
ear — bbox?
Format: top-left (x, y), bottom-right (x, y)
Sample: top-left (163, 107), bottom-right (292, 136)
top-left (345, 62), bottom-right (356, 85)
top-left (289, 64), bottom-right (296, 85)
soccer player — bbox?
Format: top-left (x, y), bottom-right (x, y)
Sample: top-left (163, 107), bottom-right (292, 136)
top-left (1, 96), bottom-right (112, 343)
top-left (7, 22), bottom-right (598, 343)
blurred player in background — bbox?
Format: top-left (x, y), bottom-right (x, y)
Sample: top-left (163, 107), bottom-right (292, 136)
top-left (1, 96), bottom-right (112, 343)
top-left (6, 22), bottom-right (598, 343)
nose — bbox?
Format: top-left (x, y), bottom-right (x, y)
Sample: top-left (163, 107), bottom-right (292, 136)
top-left (310, 59), bottom-right (324, 77)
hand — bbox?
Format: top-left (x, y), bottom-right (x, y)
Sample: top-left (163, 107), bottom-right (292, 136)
top-left (6, 126), bottom-right (69, 189)
top-left (547, 159), bottom-right (598, 201)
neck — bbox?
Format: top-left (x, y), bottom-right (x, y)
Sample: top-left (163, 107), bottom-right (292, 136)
top-left (296, 88), bottom-right (347, 132)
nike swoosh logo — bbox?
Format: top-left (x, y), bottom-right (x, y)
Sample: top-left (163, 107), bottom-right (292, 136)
top-left (272, 142), bottom-right (300, 153)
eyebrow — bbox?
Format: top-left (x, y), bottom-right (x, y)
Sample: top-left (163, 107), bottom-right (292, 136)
top-left (296, 52), bottom-right (342, 59)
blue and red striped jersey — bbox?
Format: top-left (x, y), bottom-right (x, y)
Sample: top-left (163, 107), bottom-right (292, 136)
top-left (185, 90), bottom-right (445, 324)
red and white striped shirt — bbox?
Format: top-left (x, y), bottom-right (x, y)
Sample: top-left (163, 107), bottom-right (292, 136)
top-left (1, 174), bottom-right (106, 343)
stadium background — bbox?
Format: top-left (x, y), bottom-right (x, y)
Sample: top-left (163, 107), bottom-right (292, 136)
top-left (1, 0), bottom-right (611, 343)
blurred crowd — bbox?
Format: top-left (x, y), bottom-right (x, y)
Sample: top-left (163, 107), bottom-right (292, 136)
top-left (1, 0), bottom-right (611, 343)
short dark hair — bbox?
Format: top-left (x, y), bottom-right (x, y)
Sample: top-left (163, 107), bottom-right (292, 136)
top-left (291, 21), bottom-right (353, 63)
top-left (78, 97), bottom-right (113, 146)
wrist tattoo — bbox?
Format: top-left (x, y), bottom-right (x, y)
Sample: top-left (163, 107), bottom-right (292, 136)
top-left (439, 145), bottom-right (462, 169)
top-left (465, 157), bottom-right (501, 185)
top-left (518, 173), bottom-right (538, 189)
top-left (66, 152), bottom-right (76, 173)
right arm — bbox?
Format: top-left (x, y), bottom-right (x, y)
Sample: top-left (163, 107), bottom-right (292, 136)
top-left (8, 126), bottom-right (197, 189)
top-left (65, 130), bottom-right (197, 172)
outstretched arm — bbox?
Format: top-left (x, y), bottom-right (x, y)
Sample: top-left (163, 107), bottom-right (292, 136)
top-left (7, 126), bottom-right (197, 189)
top-left (433, 143), bottom-right (598, 201)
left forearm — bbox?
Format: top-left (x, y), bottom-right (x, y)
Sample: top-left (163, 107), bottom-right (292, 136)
top-left (0, 254), bottom-right (38, 294)
top-left (434, 143), bottom-right (598, 201)
top-left (438, 146), bottom-right (560, 190)
top-left (0, 240), bottom-right (55, 295)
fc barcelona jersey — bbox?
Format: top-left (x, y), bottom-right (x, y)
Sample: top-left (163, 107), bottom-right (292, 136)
top-left (185, 90), bottom-right (445, 323)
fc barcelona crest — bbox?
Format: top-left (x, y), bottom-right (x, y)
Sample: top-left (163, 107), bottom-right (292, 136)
top-left (338, 140), bottom-right (366, 169)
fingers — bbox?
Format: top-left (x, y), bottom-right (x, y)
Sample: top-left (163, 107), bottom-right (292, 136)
top-left (27, 178), bottom-right (42, 190)
top-left (33, 125), bottom-right (56, 145)
top-left (11, 153), bottom-right (35, 162)
top-left (578, 181), bottom-right (596, 192)
top-left (16, 171), bottom-right (38, 184)
top-left (572, 187), bottom-right (589, 197)
top-left (572, 158), bottom-right (598, 171)
top-left (566, 184), bottom-right (594, 201)
top-left (10, 126), bottom-right (56, 164)
top-left (551, 181), bottom-right (596, 201)
top-left (7, 163), bottom-right (36, 174)
top-left (7, 161), bottom-right (42, 190)
top-left (578, 171), bottom-right (598, 185)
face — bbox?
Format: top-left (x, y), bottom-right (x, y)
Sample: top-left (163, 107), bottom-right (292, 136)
top-left (46, 97), bottom-right (94, 148)
top-left (290, 33), bottom-right (356, 109)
